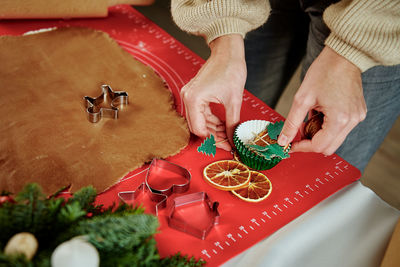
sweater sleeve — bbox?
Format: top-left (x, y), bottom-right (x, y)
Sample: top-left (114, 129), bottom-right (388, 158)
top-left (323, 0), bottom-right (400, 72)
top-left (171, 0), bottom-right (270, 44)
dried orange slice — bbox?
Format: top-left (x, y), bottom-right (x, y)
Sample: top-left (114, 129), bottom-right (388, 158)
top-left (203, 160), bottom-right (250, 191)
top-left (232, 171), bottom-right (272, 202)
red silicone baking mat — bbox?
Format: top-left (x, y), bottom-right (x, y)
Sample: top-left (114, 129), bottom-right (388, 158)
top-left (0, 5), bottom-right (361, 266)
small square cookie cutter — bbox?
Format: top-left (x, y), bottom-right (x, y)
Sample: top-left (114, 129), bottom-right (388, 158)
top-left (84, 84), bottom-right (128, 123)
top-left (118, 158), bottom-right (191, 215)
top-left (168, 192), bottom-right (220, 240)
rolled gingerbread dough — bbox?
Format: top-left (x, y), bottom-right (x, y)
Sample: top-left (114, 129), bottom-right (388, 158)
top-left (0, 27), bottom-right (190, 194)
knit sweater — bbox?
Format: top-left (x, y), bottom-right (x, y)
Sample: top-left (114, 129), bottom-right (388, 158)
top-left (171, 0), bottom-right (400, 72)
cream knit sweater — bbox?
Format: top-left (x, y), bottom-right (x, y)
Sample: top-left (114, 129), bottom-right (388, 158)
top-left (171, 0), bottom-right (400, 72)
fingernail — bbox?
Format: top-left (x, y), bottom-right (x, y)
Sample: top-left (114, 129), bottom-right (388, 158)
top-left (278, 134), bottom-right (288, 146)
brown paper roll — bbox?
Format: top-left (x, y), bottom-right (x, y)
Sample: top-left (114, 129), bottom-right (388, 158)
top-left (0, 0), bottom-right (154, 19)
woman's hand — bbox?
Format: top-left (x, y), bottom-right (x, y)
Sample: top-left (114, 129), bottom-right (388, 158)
top-left (180, 34), bottom-right (247, 151)
top-left (278, 46), bottom-right (367, 155)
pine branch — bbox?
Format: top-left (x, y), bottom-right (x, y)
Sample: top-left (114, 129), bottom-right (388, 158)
top-left (0, 183), bottom-right (205, 267)
top-left (75, 214), bottom-right (159, 252)
top-left (99, 201), bottom-right (144, 217)
top-left (58, 202), bottom-right (86, 223)
top-left (14, 183), bottom-right (44, 203)
top-left (0, 253), bottom-right (33, 267)
top-left (67, 186), bottom-right (97, 211)
top-left (161, 252), bottom-right (206, 267)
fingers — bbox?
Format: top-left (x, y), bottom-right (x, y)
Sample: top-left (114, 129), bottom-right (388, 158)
top-left (186, 94), bottom-right (240, 152)
top-left (182, 84), bottom-right (232, 151)
top-left (201, 97), bottom-right (239, 151)
top-left (179, 42), bottom-right (246, 153)
top-left (183, 100), bottom-right (208, 137)
top-left (212, 131), bottom-right (232, 151)
top-left (181, 81), bottom-right (209, 137)
top-left (291, 117), bottom-right (337, 154)
top-left (215, 141), bottom-right (232, 151)
top-left (204, 108), bottom-right (224, 128)
top-left (280, 46), bottom-right (367, 155)
top-left (323, 106), bottom-right (366, 154)
top-left (225, 96), bottom-right (242, 148)
top-left (206, 112), bottom-right (227, 140)
top-left (203, 106), bottom-right (228, 144)
top-left (278, 92), bottom-right (315, 146)
top-left (291, 108), bottom-right (367, 155)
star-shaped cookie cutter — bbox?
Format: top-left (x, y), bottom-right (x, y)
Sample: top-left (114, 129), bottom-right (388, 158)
top-left (118, 158), bottom-right (191, 215)
top-left (83, 84), bottom-right (129, 123)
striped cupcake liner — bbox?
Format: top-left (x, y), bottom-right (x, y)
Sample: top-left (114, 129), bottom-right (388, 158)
top-left (233, 120), bottom-right (290, 170)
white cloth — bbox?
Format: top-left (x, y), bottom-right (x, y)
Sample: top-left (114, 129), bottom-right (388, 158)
top-left (224, 181), bottom-right (399, 267)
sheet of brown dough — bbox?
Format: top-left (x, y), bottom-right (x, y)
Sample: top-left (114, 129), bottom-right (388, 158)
top-left (0, 27), bottom-right (190, 195)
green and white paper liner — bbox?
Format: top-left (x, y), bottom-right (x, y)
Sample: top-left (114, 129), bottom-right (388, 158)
top-left (234, 120), bottom-right (284, 170)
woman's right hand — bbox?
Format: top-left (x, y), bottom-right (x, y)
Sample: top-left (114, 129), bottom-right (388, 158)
top-left (180, 34), bottom-right (247, 151)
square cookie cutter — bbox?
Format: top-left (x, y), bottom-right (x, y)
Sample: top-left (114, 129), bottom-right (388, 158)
top-left (118, 158), bottom-right (191, 215)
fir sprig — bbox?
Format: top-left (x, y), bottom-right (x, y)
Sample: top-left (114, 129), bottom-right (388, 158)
top-left (0, 183), bottom-right (204, 267)
top-left (77, 215), bottom-right (158, 252)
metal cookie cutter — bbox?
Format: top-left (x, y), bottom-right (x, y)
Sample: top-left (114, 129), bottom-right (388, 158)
top-left (84, 84), bottom-right (128, 123)
top-left (118, 183), bottom-right (168, 215)
top-left (146, 158), bottom-right (191, 196)
top-left (118, 159), bottom-right (191, 215)
top-left (168, 192), bottom-right (220, 240)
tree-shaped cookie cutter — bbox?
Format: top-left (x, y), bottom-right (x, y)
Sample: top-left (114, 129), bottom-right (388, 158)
top-left (118, 158), bottom-right (191, 215)
top-left (83, 84), bottom-right (128, 123)
top-left (168, 192), bottom-right (220, 240)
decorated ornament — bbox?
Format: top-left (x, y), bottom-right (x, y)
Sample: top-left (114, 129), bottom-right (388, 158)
top-left (51, 236), bottom-right (100, 267)
top-left (4, 232), bottom-right (38, 260)
top-left (304, 112), bottom-right (324, 139)
top-left (0, 195), bottom-right (15, 206)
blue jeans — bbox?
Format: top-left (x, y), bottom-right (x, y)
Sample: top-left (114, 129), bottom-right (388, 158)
top-left (244, 0), bottom-right (400, 172)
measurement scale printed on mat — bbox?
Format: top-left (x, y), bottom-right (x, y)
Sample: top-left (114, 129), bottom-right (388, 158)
top-left (0, 5), bottom-right (361, 266)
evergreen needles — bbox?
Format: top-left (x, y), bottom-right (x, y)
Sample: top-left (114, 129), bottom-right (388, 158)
top-left (0, 183), bottom-right (204, 267)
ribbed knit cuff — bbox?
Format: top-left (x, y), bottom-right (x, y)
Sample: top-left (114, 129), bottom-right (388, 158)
top-left (325, 34), bottom-right (377, 72)
top-left (323, 0), bottom-right (400, 73)
top-left (171, 0), bottom-right (270, 45)
top-left (201, 17), bottom-right (250, 44)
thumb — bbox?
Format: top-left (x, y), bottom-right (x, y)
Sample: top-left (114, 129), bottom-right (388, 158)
top-left (278, 95), bottom-right (313, 146)
top-left (225, 98), bottom-right (242, 148)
